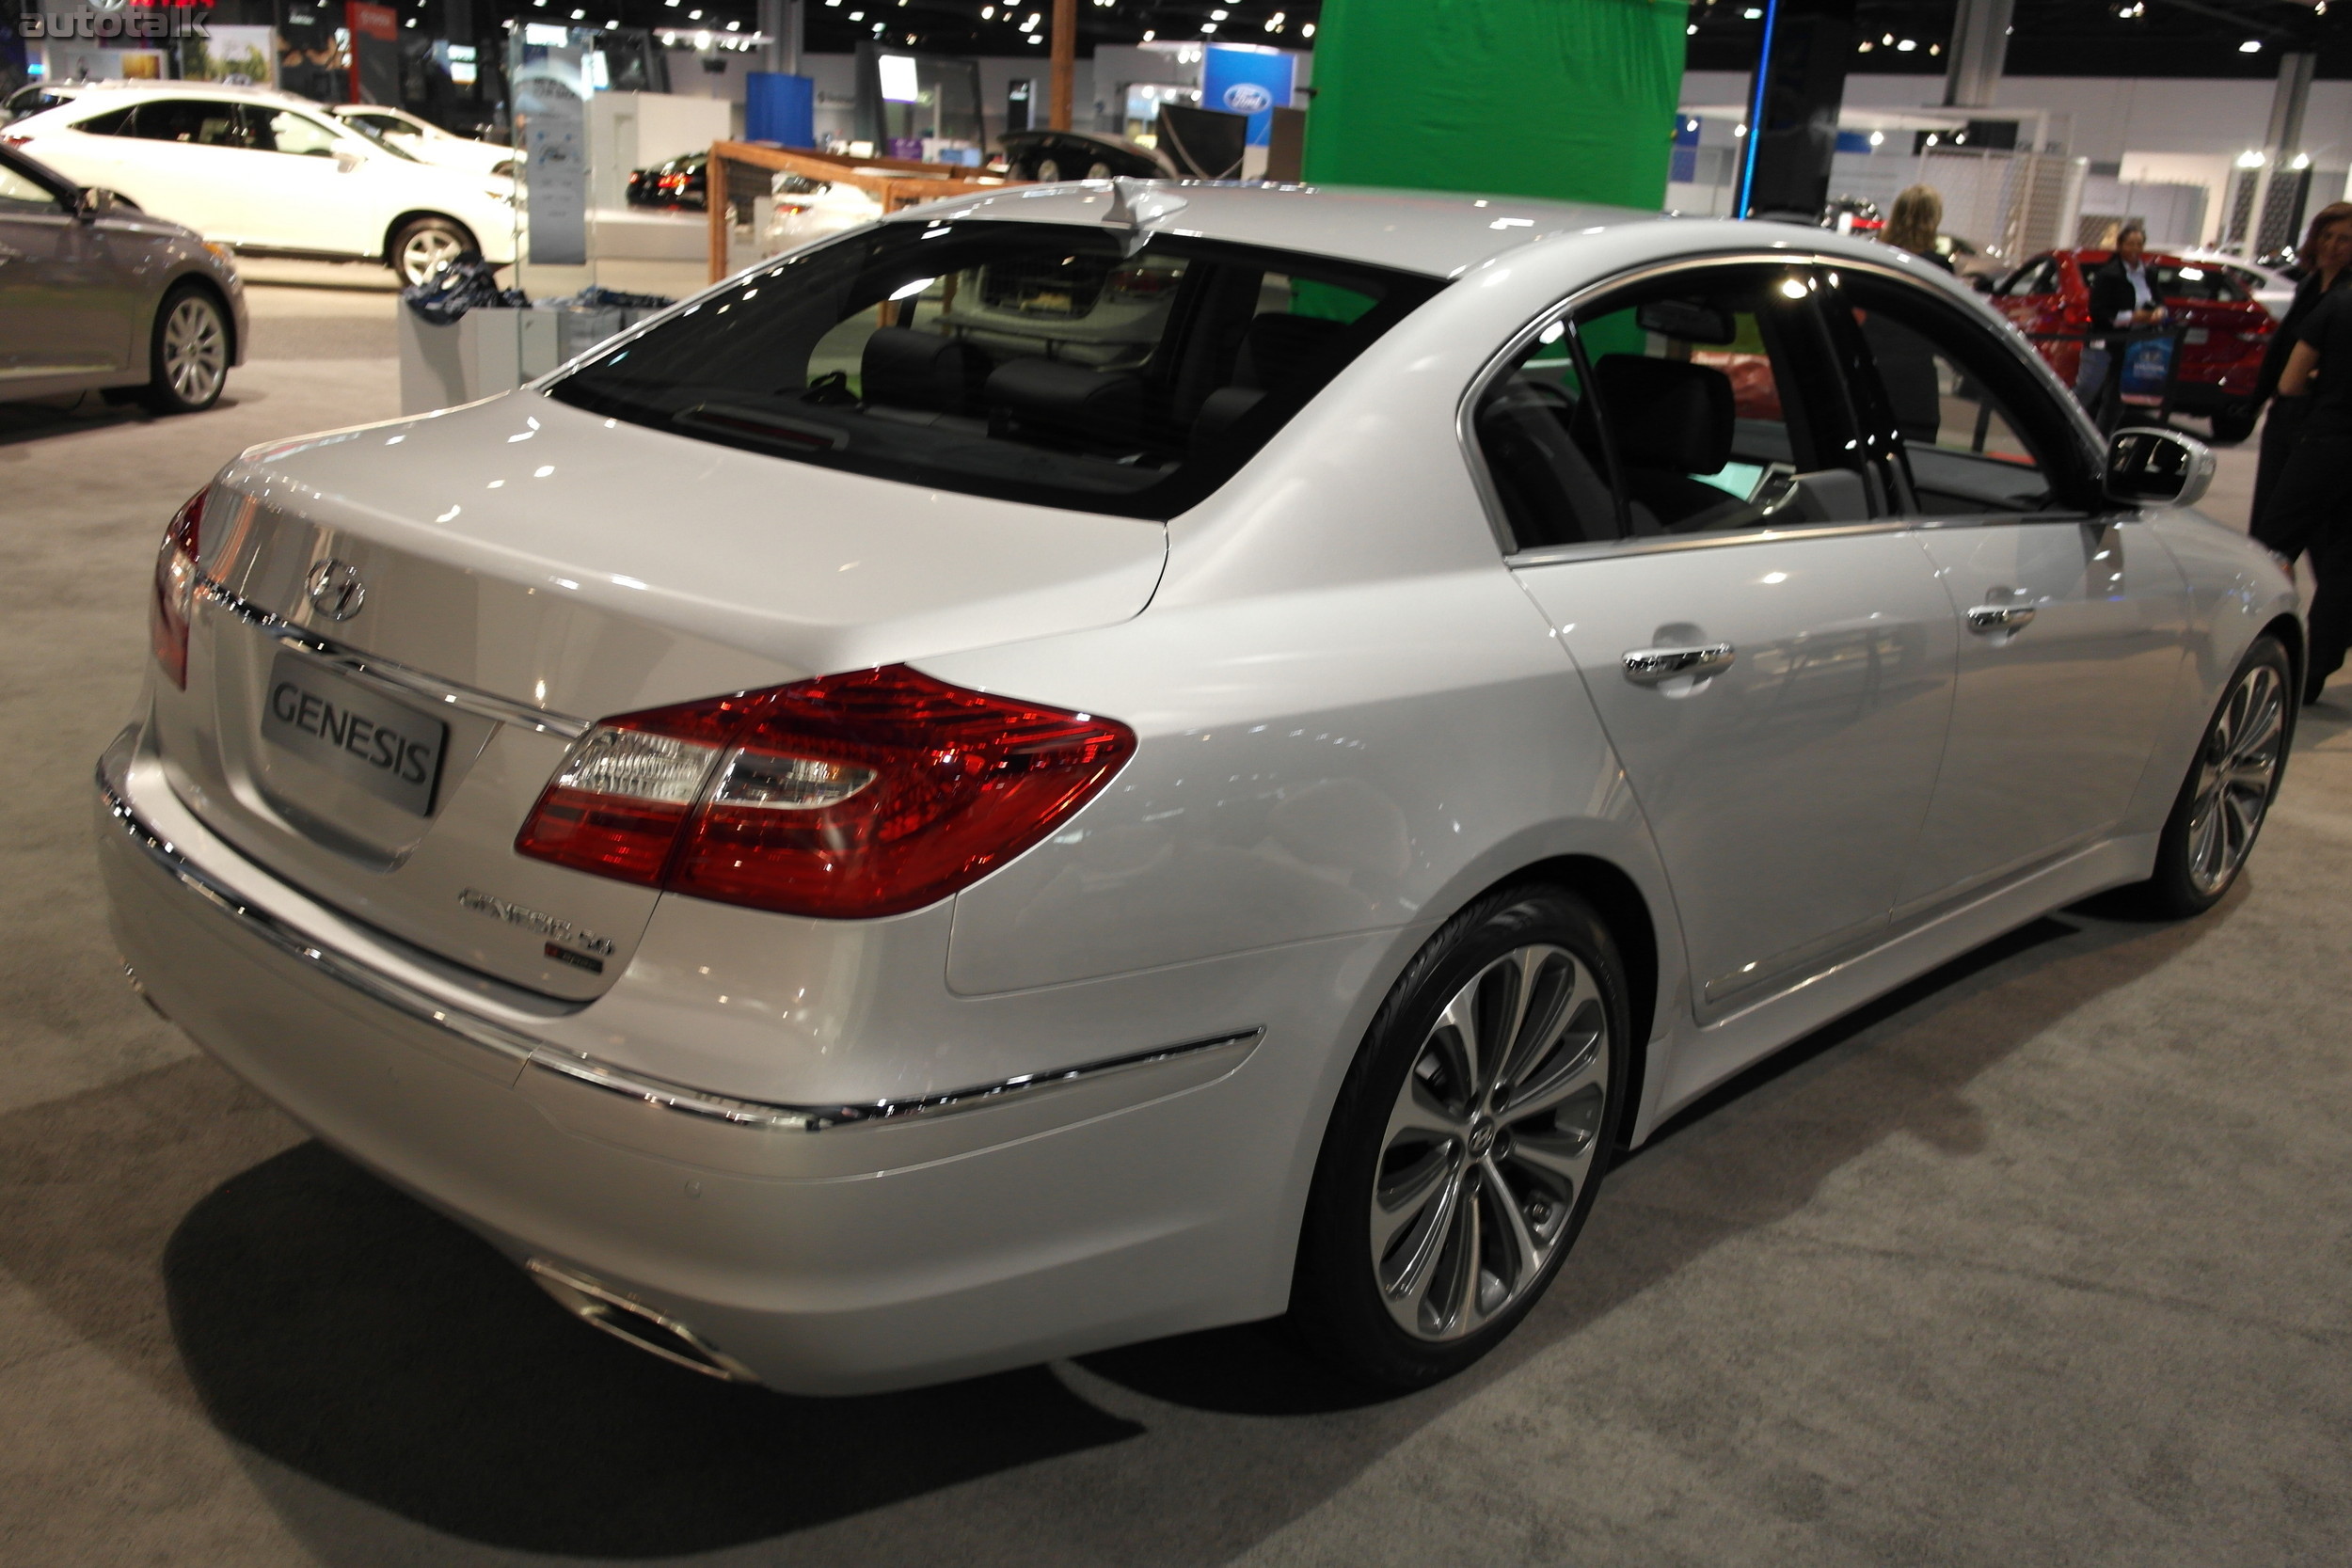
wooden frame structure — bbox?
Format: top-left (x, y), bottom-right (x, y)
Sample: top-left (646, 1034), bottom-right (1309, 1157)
top-left (705, 142), bottom-right (1023, 282)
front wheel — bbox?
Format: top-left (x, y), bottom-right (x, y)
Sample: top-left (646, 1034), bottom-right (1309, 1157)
top-left (1289, 886), bottom-right (1629, 1390)
top-left (139, 284), bottom-right (230, 414)
top-left (2124, 634), bottom-right (2293, 917)
top-left (389, 215), bottom-right (473, 286)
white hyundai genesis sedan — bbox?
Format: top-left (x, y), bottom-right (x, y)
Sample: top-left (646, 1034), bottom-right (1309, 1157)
top-left (99, 182), bottom-right (2299, 1395)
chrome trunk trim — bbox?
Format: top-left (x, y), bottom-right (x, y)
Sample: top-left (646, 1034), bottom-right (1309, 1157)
top-left (99, 736), bottom-right (1263, 1135)
top-left (199, 579), bottom-right (595, 739)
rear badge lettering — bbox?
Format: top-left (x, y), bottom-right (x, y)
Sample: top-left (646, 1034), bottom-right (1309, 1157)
top-left (259, 653), bottom-right (447, 817)
top-left (545, 942), bottom-right (606, 974)
top-left (458, 887), bottom-right (618, 958)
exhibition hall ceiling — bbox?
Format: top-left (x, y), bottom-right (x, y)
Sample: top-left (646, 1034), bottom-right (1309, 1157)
top-left (464, 0), bottom-right (2352, 79)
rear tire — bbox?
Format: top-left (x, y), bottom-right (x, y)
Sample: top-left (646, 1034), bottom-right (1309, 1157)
top-left (389, 215), bottom-right (473, 286)
top-left (1288, 886), bottom-right (1629, 1391)
top-left (138, 284), bottom-right (230, 415)
top-left (2122, 634), bottom-right (2293, 918)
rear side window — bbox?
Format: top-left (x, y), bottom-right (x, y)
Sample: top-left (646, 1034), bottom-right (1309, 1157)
top-left (126, 100), bottom-right (258, 149)
top-left (2153, 263), bottom-right (2244, 303)
top-left (1571, 265), bottom-right (1870, 536)
top-left (70, 105), bottom-right (135, 137)
top-left (549, 221), bottom-right (1443, 519)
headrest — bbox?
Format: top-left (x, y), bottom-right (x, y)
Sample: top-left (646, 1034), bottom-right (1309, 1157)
top-left (1191, 387), bottom-right (1265, 455)
top-left (986, 357), bottom-right (1148, 447)
top-left (1237, 313), bottom-right (1348, 391)
top-left (1591, 354), bottom-right (1734, 475)
top-left (862, 326), bottom-right (976, 414)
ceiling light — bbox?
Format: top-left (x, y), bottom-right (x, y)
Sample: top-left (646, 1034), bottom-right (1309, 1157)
top-left (2241, 40), bottom-right (2262, 53)
top-left (1300, 22), bottom-right (1312, 37)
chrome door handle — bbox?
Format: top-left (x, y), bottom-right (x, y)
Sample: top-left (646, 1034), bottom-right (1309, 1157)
top-left (1966, 604), bottom-right (2037, 634)
top-left (1622, 643), bottom-right (1735, 684)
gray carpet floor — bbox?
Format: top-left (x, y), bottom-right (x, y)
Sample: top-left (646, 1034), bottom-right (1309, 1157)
top-left (1, 288), bottom-right (2346, 1566)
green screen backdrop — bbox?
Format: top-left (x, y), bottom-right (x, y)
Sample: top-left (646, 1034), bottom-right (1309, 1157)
top-left (1302, 0), bottom-right (1691, 212)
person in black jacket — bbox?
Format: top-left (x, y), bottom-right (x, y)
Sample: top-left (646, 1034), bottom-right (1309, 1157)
top-left (2249, 201), bottom-right (2352, 545)
top-left (2264, 288), bottom-right (2352, 704)
top-left (2075, 225), bottom-right (2166, 419)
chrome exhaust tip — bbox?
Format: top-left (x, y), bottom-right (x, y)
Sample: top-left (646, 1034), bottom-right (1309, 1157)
top-left (524, 1258), bottom-right (759, 1384)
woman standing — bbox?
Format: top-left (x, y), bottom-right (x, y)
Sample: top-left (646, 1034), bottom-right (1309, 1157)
top-left (2249, 201), bottom-right (2352, 546)
top-left (1881, 185), bottom-right (1951, 269)
top-left (2264, 290), bottom-right (2352, 704)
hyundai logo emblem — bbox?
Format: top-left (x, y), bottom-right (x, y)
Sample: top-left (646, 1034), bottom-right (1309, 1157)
top-left (305, 559), bottom-right (367, 622)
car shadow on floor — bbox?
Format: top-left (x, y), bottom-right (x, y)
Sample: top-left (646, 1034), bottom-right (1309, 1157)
top-left (0, 391), bottom-right (249, 447)
top-left (0, 884), bottom-right (2239, 1564)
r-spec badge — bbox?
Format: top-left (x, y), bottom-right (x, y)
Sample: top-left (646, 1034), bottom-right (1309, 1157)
top-left (306, 559), bottom-right (367, 622)
top-left (457, 888), bottom-right (618, 959)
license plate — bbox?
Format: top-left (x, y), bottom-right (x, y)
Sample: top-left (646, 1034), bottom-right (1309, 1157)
top-left (261, 652), bottom-right (449, 816)
top-left (2185, 327), bottom-right (2209, 344)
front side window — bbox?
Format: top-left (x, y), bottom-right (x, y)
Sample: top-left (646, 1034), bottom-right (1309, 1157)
top-left (1997, 257), bottom-right (2056, 297)
top-left (1832, 273), bottom-right (2095, 515)
top-left (550, 222), bottom-right (1443, 518)
top-left (1567, 264), bottom-right (1871, 535)
top-left (256, 109), bottom-right (345, 158)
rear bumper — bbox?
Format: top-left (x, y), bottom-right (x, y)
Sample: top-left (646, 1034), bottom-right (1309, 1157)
top-left (96, 722), bottom-right (1337, 1394)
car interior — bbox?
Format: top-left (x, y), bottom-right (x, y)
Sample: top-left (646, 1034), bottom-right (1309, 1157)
top-left (558, 225), bottom-right (1439, 516)
top-left (1477, 265), bottom-right (2076, 551)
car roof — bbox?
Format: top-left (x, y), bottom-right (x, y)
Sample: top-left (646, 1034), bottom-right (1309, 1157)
top-left (42, 81), bottom-right (329, 112)
top-left (891, 180), bottom-right (1663, 278)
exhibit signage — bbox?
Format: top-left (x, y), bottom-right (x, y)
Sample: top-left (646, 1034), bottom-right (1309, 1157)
top-left (1201, 44), bottom-right (1295, 148)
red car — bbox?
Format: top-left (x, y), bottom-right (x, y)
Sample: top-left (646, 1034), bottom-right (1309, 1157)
top-left (1991, 248), bottom-right (2274, 441)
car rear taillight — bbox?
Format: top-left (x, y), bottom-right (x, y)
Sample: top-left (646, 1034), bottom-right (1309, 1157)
top-left (149, 488), bottom-right (207, 689)
top-left (516, 665), bottom-right (1136, 919)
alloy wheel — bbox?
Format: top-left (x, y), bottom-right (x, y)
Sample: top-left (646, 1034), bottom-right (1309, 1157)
top-left (162, 296), bottom-right (227, 405)
top-left (1371, 943), bottom-right (1610, 1342)
top-left (2185, 660), bottom-right (2285, 896)
top-left (399, 228), bottom-right (464, 285)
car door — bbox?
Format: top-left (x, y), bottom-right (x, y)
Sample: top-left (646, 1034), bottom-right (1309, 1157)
top-left (1483, 261), bottom-right (1961, 1020)
top-left (0, 151), bottom-right (131, 378)
top-left (245, 105), bottom-right (381, 256)
top-left (1829, 268), bottom-right (2189, 914)
top-left (100, 97), bottom-right (262, 242)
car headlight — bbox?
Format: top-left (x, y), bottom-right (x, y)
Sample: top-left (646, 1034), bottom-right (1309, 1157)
top-left (201, 240), bottom-right (241, 278)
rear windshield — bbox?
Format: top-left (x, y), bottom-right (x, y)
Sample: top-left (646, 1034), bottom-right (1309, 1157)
top-left (547, 219), bottom-right (1446, 518)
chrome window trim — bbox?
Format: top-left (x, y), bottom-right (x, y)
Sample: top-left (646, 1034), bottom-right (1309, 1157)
top-left (98, 738), bottom-right (1260, 1135)
top-left (199, 579), bottom-right (595, 740)
top-left (1457, 246), bottom-right (2108, 564)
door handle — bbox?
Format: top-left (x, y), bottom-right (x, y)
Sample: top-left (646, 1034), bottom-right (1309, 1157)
top-left (1623, 643), bottom-right (1736, 684)
top-left (1966, 603), bottom-right (2037, 634)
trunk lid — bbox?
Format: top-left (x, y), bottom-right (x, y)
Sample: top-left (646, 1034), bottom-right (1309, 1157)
top-left (162, 391), bottom-right (1166, 999)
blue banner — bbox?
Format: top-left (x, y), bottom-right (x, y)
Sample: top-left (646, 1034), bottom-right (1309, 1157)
top-left (2120, 334), bottom-right (2176, 407)
top-left (1202, 45), bottom-right (1295, 147)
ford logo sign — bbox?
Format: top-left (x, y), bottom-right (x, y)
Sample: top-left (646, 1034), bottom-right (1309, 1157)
top-left (1222, 83), bottom-right (1275, 116)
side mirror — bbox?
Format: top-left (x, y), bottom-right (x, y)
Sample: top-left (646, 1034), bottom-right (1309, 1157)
top-left (74, 185), bottom-right (115, 218)
top-left (2106, 426), bottom-right (2215, 509)
top-left (334, 150), bottom-right (364, 174)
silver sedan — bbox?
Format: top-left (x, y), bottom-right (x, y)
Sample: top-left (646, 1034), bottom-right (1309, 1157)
top-left (0, 142), bottom-right (245, 413)
top-left (98, 183), bottom-right (2297, 1395)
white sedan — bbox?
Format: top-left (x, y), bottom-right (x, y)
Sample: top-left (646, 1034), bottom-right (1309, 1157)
top-left (329, 104), bottom-right (518, 180)
top-left (99, 184), bottom-right (2298, 1395)
top-left (7, 84), bottom-right (516, 283)
top-left (2180, 249), bottom-right (2298, 318)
